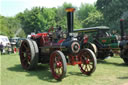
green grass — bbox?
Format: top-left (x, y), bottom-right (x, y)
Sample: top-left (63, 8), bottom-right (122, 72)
top-left (1, 53), bottom-right (128, 85)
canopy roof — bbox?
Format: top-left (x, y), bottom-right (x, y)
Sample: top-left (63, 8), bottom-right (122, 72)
top-left (73, 26), bottom-right (110, 33)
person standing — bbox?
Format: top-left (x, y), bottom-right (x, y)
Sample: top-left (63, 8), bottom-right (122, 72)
top-left (7, 43), bottom-right (12, 54)
top-left (0, 42), bottom-right (4, 55)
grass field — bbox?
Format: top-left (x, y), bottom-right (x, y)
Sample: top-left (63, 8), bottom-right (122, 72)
top-left (1, 53), bottom-right (128, 85)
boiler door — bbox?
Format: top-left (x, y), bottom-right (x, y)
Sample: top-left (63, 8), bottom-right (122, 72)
top-left (71, 42), bottom-right (80, 54)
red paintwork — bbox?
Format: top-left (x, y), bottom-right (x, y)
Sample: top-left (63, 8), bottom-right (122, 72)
top-left (20, 41), bottom-right (31, 69)
top-left (83, 36), bottom-right (88, 44)
top-left (78, 49), bottom-right (93, 75)
top-left (58, 39), bottom-right (65, 44)
top-left (50, 51), bottom-right (64, 80)
top-left (86, 59), bottom-right (90, 64)
top-left (67, 55), bottom-right (82, 65)
top-left (120, 19), bottom-right (124, 21)
top-left (102, 40), bottom-right (106, 43)
top-left (31, 33), bottom-right (48, 38)
top-left (56, 61), bottom-right (62, 68)
top-left (31, 33), bottom-right (50, 46)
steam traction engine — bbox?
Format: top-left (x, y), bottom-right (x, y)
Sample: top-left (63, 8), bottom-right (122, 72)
top-left (74, 26), bottom-right (119, 60)
top-left (74, 19), bottom-right (128, 64)
top-left (19, 8), bottom-right (97, 80)
top-left (119, 19), bottom-right (128, 64)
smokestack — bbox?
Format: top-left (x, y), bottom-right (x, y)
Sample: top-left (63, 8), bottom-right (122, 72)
top-left (120, 19), bottom-right (124, 40)
top-left (66, 8), bottom-right (75, 33)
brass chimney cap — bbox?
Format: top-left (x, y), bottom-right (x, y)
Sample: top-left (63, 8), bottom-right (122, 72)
top-left (65, 8), bottom-right (75, 12)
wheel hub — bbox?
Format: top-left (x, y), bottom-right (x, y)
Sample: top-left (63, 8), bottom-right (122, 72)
top-left (56, 62), bottom-right (62, 68)
top-left (86, 59), bottom-right (90, 64)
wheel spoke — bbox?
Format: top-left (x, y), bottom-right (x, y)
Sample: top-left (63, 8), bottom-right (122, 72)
top-left (78, 49), bottom-right (96, 75)
top-left (20, 39), bottom-right (38, 70)
top-left (85, 64), bottom-right (88, 72)
top-left (88, 64), bottom-right (92, 69)
top-left (50, 51), bottom-right (66, 80)
top-left (57, 68), bottom-right (61, 74)
top-left (57, 56), bottom-right (61, 62)
top-left (21, 52), bottom-right (26, 54)
top-left (23, 44), bottom-right (27, 49)
top-left (81, 64), bottom-right (84, 68)
top-left (20, 42), bottom-right (30, 69)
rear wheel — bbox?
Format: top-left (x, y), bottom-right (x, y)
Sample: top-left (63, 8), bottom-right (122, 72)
top-left (78, 48), bottom-right (97, 75)
top-left (84, 43), bottom-right (97, 55)
top-left (19, 39), bottom-right (39, 70)
top-left (50, 50), bottom-right (67, 80)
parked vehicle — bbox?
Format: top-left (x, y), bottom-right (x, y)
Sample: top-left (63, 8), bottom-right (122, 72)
top-left (0, 35), bottom-right (11, 54)
top-left (74, 20), bottom-right (128, 64)
top-left (0, 35), bottom-right (10, 47)
top-left (119, 19), bottom-right (128, 64)
top-left (19, 8), bottom-right (97, 80)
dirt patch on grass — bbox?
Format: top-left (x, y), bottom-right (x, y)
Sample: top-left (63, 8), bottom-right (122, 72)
top-left (122, 83), bottom-right (128, 85)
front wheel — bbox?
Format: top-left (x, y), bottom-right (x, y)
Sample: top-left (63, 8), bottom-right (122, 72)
top-left (78, 48), bottom-right (97, 75)
top-left (50, 50), bottom-right (67, 80)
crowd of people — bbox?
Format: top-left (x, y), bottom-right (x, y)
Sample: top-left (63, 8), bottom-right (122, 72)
top-left (0, 42), bottom-right (17, 55)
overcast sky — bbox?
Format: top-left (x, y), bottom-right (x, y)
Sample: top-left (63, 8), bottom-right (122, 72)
top-left (1, 0), bottom-right (97, 17)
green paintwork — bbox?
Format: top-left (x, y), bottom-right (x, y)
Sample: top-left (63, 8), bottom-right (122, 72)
top-left (74, 26), bottom-right (119, 49)
top-left (99, 35), bottom-right (119, 48)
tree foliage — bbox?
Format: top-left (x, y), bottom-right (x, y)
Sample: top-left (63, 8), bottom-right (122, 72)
top-left (82, 10), bottom-right (104, 27)
top-left (2, 1), bottom-right (128, 38)
top-left (76, 3), bottom-right (103, 28)
top-left (56, 2), bottom-right (75, 30)
top-left (77, 3), bottom-right (97, 21)
top-left (96, 0), bottom-right (128, 32)
top-left (0, 15), bottom-right (25, 38)
top-left (16, 7), bottom-right (57, 34)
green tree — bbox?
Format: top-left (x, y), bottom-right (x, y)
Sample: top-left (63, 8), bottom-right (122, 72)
top-left (82, 10), bottom-right (104, 28)
top-left (96, 0), bottom-right (128, 32)
top-left (0, 15), bottom-right (24, 38)
top-left (56, 2), bottom-right (74, 30)
top-left (0, 15), bottom-right (10, 36)
top-left (76, 3), bottom-right (102, 28)
top-left (38, 7), bottom-right (57, 31)
top-left (77, 3), bottom-right (96, 21)
top-left (56, 2), bottom-right (82, 30)
top-left (16, 7), bottom-right (57, 34)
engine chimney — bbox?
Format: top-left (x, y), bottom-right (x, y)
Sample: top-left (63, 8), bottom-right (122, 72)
top-left (120, 19), bottom-right (124, 40)
top-left (66, 8), bottom-right (75, 33)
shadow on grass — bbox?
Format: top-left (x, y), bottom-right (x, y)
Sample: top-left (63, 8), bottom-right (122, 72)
top-left (97, 59), bottom-right (128, 67)
top-left (67, 71), bottom-right (90, 78)
top-left (7, 64), bottom-right (61, 83)
top-left (118, 76), bottom-right (128, 79)
top-left (7, 64), bottom-right (91, 82)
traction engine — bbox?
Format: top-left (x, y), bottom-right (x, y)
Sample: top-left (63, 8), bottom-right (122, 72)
top-left (19, 8), bottom-right (97, 80)
top-left (119, 19), bottom-right (128, 64)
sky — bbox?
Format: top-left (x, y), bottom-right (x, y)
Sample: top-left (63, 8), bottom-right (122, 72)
top-left (0, 0), bottom-right (97, 17)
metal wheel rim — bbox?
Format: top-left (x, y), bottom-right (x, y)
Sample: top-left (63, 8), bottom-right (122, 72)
top-left (78, 50), bottom-right (95, 75)
top-left (50, 52), bottom-right (64, 80)
top-left (20, 41), bottom-right (31, 69)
